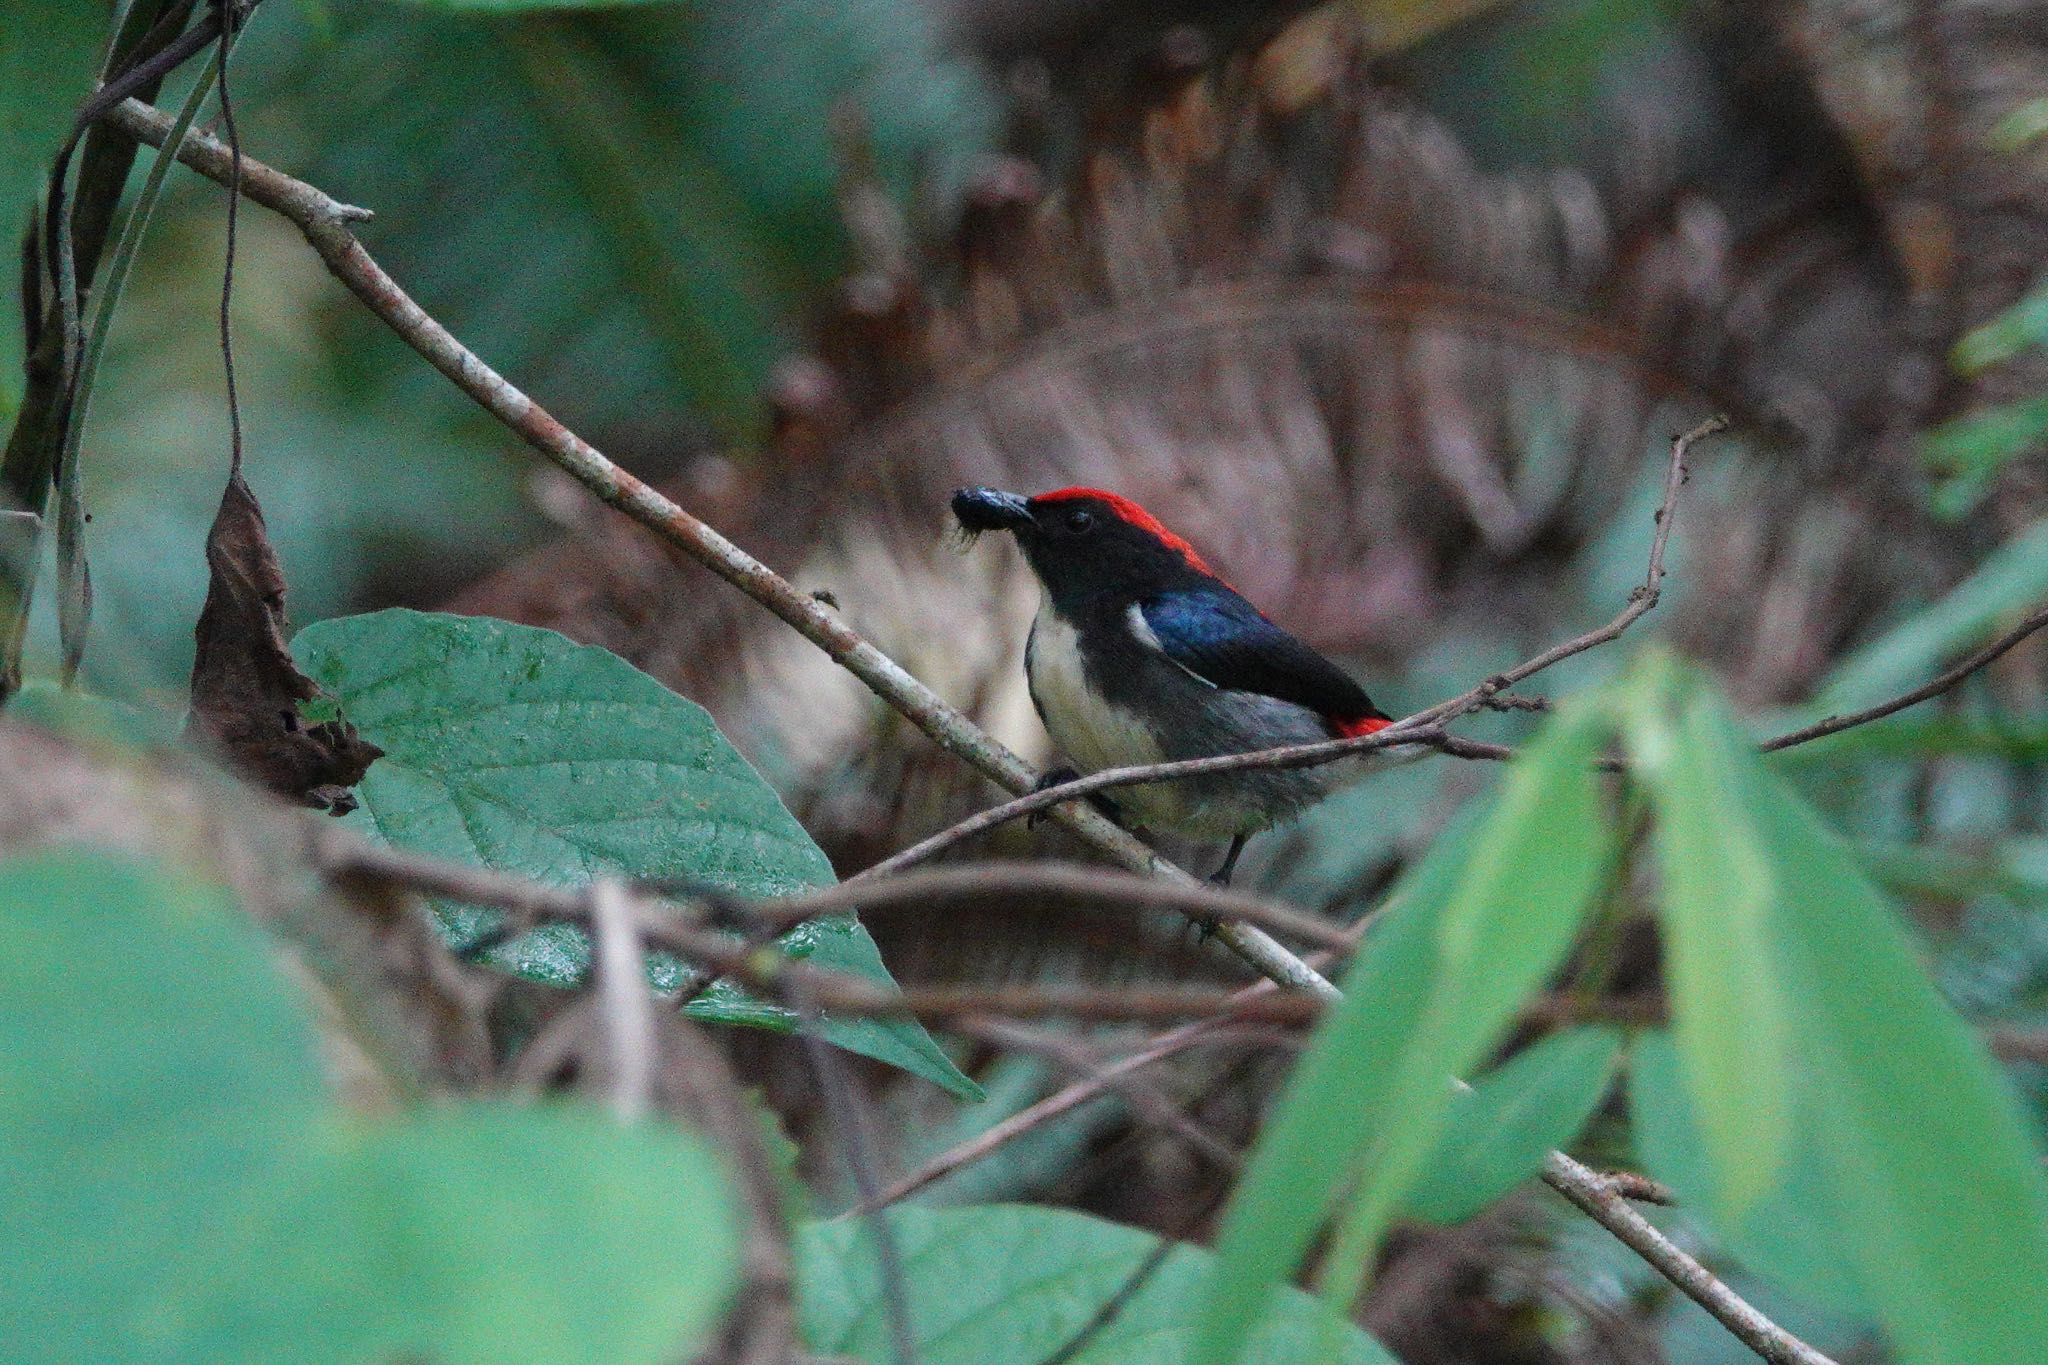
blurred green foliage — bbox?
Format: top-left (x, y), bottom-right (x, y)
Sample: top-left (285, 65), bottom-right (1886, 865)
top-left (0, 0), bottom-right (107, 421)
top-left (0, 848), bottom-right (741, 1363)
top-left (14, 0), bottom-right (997, 695)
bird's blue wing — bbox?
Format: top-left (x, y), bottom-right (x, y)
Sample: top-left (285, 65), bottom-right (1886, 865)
top-left (1137, 589), bottom-right (1383, 723)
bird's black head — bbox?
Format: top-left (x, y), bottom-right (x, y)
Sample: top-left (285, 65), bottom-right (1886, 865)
top-left (951, 485), bottom-right (1218, 608)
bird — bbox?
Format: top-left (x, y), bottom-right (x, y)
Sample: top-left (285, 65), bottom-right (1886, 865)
top-left (952, 484), bottom-right (1396, 885)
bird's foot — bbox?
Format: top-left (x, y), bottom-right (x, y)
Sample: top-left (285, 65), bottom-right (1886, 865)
top-left (1206, 833), bottom-right (1251, 888)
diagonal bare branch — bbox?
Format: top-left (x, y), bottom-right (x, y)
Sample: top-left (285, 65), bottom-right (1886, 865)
top-left (96, 93), bottom-right (1333, 998)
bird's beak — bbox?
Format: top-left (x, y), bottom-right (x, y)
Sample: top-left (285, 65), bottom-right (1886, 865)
top-left (951, 486), bottom-right (1033, 533)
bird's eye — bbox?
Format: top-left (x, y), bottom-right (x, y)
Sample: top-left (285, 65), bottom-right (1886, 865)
top-left (1063, 508), bottom-right (1094, 533)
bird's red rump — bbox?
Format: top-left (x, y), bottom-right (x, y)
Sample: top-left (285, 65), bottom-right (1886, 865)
top-left (1332, 715), bottom-right (1393, 739)
top-left (1033, 487), bottom-right (1217, 575)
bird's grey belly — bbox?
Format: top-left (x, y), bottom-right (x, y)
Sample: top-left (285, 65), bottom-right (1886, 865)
top-left (1027, 611), bottom-right (1343, 839)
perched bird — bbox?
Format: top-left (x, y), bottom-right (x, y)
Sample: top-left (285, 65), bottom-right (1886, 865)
top-left (952, 485), bottom-right (1394, 884)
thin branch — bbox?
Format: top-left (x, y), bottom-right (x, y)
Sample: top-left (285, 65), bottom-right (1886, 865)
top-left (1602, 1170), bottom-right (1678, 1206)
top-left (791, 972), bottom-right (921, 1365)
top-left (1447, 415), bottom-right (1722, 711)
top-left (311, 827), bottom-right (1323, 1027)
top-left (1038, 1235), bottom-right (1178, 1365)
top-left (960, 1018), bottom-right (1242, 1174)
top-left (114, 104), bottom-right (1821, 1364)
top-left (1405, 597), bottom-right (2048, 766)
top-left (1760, 603), bottom-right (2048, 752)
top-left (854, 722), bottom-right (1444, 880)
top-left (857, 998), bottom-right (1276, 1214)
top-left (588, 877), bottom-right (654, 1121)
top-left (1542, 1151), bottom-right (1836, 1365)
top-left (97, 93), bottom-right (1330, 999)
top-left (211, 0), bottom-right (245, 479)
top-left (754, 861), bottom-right (1357, 953)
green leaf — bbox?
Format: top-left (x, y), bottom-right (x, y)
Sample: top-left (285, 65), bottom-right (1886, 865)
top-left (1636, 665), bottom-right (2048, 1359)
top-left (796, 1204), bottom-right (1397, 1364)
top-left (293, 609), bottom-right (977, 1099)
top-left (0, 851), bottom-right (328, 1361)
top-left (1921, 397), bottom-right (2048, 521)
top-left (1195, 699), bottom-right (1615, 1365)
top-left (1992, 98), bottom-right (2048, 151)
top-left (175, 1105), bottom-right (740, 1365)
top-left (0, 848), bottom-right (742, 1364)
top-left (1815, 519), bottom-right (2048, 714)
top-left (1630, 1032), bottom-right (1869, 1318)
top-left (1404, 1025), bottom-right (1626, 1225)
top-left (1952, 276), bottom-right (2048, 374)
top-left (1623, 654), bottom-right (1796, 1216)
top-left (1745, 773), bottom-right (2048, 1363)
top-left (0, 1), bottom-right (107, 420)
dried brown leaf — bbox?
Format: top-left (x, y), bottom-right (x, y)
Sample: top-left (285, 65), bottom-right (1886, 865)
top-left (185, 471), bottom-right (380, 810)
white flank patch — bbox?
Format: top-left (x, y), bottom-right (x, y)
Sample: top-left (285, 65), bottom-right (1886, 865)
top-left (1027, 602), bottom-right (1165, 773)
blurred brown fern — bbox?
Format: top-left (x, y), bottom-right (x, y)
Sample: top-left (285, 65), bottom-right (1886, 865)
top-left (453, 4), bottom-right (1966, 877)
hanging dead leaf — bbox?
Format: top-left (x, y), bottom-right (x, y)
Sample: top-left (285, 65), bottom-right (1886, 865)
top-left (185, 471), bottom-right (381, 811)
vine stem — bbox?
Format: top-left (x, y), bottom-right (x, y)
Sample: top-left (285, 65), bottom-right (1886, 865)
top-left (103, 97), bottom-right (1834, 1365)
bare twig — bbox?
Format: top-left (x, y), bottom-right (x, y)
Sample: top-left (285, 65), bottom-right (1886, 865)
top-left (1761, 603), bottom-right (2048, 752)
top-left (311, 825), bottom-right (1324, 1027)
top-left (790, 974), bottom-right (920, 1365)
top-left (854, 722), bottom-right (1444, 879)
top-left (961, 1018), bottom-right (1242, 1174)
top-left (116, 105), bottom-right (1822, 1363)
top-left (1542, 1151), bottom-right (1835, 1365)
top-left (753, 861), bottom-right (1356, 953)
top-left (662, 1017), bottom-right (803, 1365)
top-left (588, 878), bottom-right (654, 1121)
top-left (856, 1005), bottom-right (1270, 1214)
top-left (1037, 1234), bottom-right (1179, 1365)
top-left (1602, 1170), bottom-right (1678, 1206)
top-left (1401, 598), bottom-right (2048, 766)
top-left (98, 93), bottom-right (1329, 998)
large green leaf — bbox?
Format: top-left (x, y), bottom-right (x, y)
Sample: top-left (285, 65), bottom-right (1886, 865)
top-left (173, 1105), bottom-right (739, 1364)
top-left (1623, 655), bottom-right (1796, 1216)
top-left (0, 1), bottom-right (106, 421)
top-left (0, 851), bottom-right (327, 1361)
top-left (293, 608), bottom-right (977, 1098)
top-left (1195, 698), bottom-right (1615, 1365)
top-left (1639, 662), bottom-right (2048, 1360)
top-left (796, 1204), bottom-right (1397, 1364)
top-left (0, 848), bottom-right (741, 1364)
top-left (1404, 1025), bottom-right (1626, 1225)
top-left (1746, 772), bottom-right (2048, 1362)
top-left (1630, 1032), bottom-right (1869, 1319)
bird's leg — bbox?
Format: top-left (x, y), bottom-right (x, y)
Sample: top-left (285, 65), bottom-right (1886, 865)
top-left (1208, 832), bottom-right (1250, 887)
top-left (1026, 765), bottom-right (1124, 829)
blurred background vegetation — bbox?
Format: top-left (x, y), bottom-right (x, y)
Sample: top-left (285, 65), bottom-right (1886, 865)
top-left (8, 1), bottom-right (2048, 1360)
